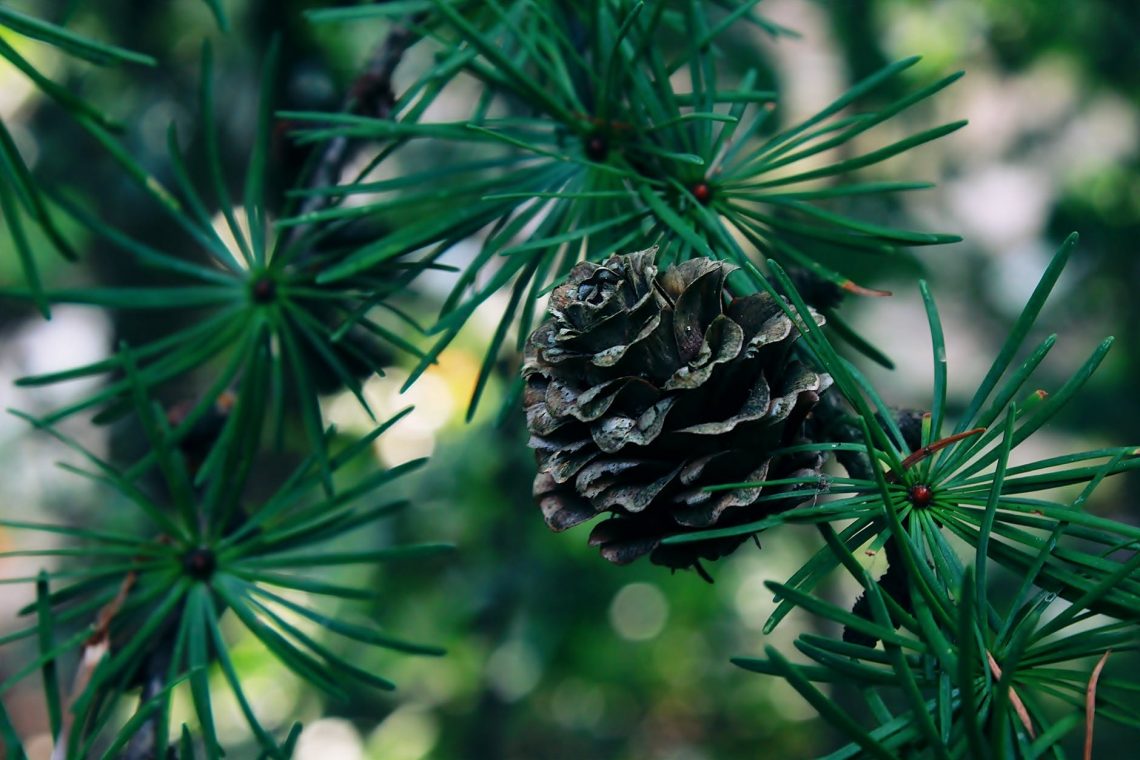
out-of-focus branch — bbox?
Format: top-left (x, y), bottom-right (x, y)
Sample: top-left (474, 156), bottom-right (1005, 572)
top-left (122, 638), bottom-right (177, 760)
top-left (111, 20), bottom-right (425, 754)
top-left (51, 571), bottom-right (136, 760)
top-left (284, 14), bottom-right (426, 254)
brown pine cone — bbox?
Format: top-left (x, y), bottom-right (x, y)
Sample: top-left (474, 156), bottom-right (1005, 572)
top-left (522, 248), bottom-right (832, 573)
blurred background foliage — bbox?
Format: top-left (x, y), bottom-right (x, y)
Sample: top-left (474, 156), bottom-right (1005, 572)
top-left (1, 0), bottom-right (1137, 758)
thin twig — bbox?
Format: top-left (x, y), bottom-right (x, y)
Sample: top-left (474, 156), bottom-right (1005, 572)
top-left (284, 13), bottom-right (426, 254)
top-left (122, 646), bottom-right (176, 760)
top-left (896, 427), bottom-right (985, 473)
top-left (52, 570), bottom-right (137, 760)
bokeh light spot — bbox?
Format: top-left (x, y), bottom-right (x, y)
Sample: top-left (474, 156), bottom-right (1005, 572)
top-left (486, 639), bottom-right (543, 701)
top-left (296, 718), bottom-right (364, 760)
top-left (550, 677), bottom-right (605, 729)
top-left (609, 582), bottom-right (668, 641)
top-left (367, 708), bottom-right (440, 760)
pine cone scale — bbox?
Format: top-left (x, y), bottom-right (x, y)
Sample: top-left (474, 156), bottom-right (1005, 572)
top-left (673, 375), bottom-right (772, 435)
top-left (662, 314), bottom-right (744, 390)
top-left (536, 474), bottom-right (598, 531)
top-left (563, 376), bottom-right (661, 423)
top-left (590, 395), bottom-right (678, 453)
top-left (536, 437), bottom-right (598, 484)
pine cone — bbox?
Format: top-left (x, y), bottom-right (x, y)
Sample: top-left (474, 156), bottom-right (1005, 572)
top-left (523, 248), bottom-right (832, 573)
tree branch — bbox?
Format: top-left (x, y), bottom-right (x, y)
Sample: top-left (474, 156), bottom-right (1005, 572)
top-left (284, 14), bottom-right (426, 255)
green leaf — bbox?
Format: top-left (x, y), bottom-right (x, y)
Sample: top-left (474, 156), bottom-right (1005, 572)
top-left (277, 320), bottom-right (334, 493)
top-left (945, 233), bottom-right (1077, 435)
top-left (0, 697), bottom-right (24, 759)
top-left (228, 568), bottom-right (377, 600)
top-left (184, 586), bottom-right (222, 755)
top-left (759, 646), bottom-right (896, 759)
top-left (246, 594), bottom-right (399, 692)
top-left (202, 597), bottom-right (283, 757)
top-left (34, 573), bottom-right (62, 737)
top-left (764, 517), bottom-right (881, 633)
top-left (792, 640), bottom-right (899, 686)
top-left (919, 280), bottom-right (947, 447)
top-left (8, 410), bottom-right (189, 540)
top-left (823, 310), bottom-right (896, 370)
top-left (200, 0), bottom-right (229, 30)
top-left (956, 568), bottom-right (991, 760)
top-left (864, 563), bottom-right (949, 758)
top-left (0, 6), bottom-right (155, 66)
top-left (957, 337), bottom-right (1115, 481)
top-left (212, 578), bottom-right (348, 699)
top-left (933, 334), bottom-right (1057, 478)
top-left (0, 34), bottom-right (119, 130)
top-left (239, 543), bottom-right (454, 569)
top-left (765, 581), bottom-right (924, 651)
top-left (199, 43), bottom-right (254, 266)
top-left (0, 156), bottom-right (49, 317)
top-left (245, 37), bottom-right (278, 262)
top-left (97, 671), bottom-right (193, 760)
top-left (975, 407), bottom-right (1015, 619)
top-left (428, 0), bottom-right (574, 123)
top-left (1, 286), bottom-right (238, 310)
top-left (250, 585), bottom-right (447, 657)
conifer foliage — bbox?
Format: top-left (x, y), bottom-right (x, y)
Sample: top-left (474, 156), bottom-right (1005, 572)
top-left (1, 1), bottom-right (1138, 757)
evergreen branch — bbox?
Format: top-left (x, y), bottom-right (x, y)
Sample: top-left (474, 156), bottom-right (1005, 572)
top-left (283, 9), bottom-right (428, 255)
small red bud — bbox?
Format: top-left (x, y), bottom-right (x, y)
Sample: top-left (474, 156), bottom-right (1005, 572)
top-left (183, 547), bottom-right (217, 580)
top-left (251, 276), bottom-right (277, 304)
top-left (908, 483), bottom-right (934, 507)
top-left (585, 134), bottom-right (608, 161)
top-left (692, 182), bottom-right (712, 204)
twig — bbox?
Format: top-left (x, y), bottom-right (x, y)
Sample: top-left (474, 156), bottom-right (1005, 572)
top-left (284, 13), bottom-right (426, 254)
top-left (896, 427), bottom-right (985, 473)
top-left (52, 571), bottom-right (137, 760)
top-left (122, 647), bottom-right (175, 760)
